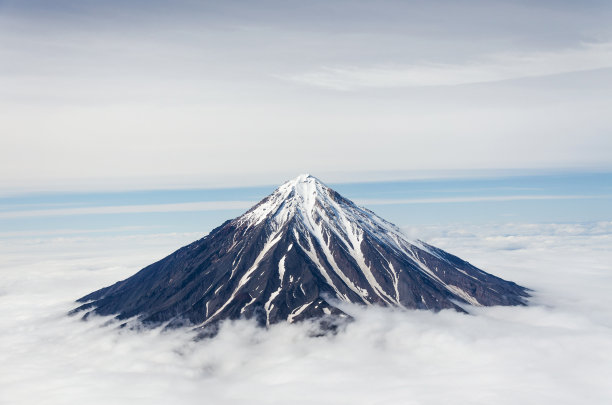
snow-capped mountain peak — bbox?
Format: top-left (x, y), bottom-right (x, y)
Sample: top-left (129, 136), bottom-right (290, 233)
top-left (238, 173), bottom-right (330, 228)
top-left (74, 174), bottom-right (529, 330)
top-left (240, 174), bottom-right (407, 251)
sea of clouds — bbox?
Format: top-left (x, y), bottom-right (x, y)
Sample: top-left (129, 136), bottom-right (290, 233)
top-left (1, 222), bottom-right (611, 404)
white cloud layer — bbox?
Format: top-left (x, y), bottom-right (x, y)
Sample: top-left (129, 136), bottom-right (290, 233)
top-left (287, 42), bottom-right (612, 90)
top-left (1, 222), bottom-right (611, 404)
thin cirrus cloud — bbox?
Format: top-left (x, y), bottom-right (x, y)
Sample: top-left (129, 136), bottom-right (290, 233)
top-left (356, 194), bottom-right (610, 205)
top-left (0, 201), bottom-right (256, 219)
top-left (286, 42), bottom-right (612, 90)
top-left (0, 194), bottom-right (605, 219)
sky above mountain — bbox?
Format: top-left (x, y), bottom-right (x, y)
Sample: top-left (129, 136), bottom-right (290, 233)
top-left (1, 0), bottom-right (612, 192)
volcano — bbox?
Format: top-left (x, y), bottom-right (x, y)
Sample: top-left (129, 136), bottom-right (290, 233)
top-left (74, 174), bottom-right (529, 328)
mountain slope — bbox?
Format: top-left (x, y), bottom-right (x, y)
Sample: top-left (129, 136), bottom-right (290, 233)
top-left (74, 174), bottom-right (529, 328)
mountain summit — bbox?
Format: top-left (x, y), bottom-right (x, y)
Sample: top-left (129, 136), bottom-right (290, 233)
top-left (74, 174), bottom-right (529, 328)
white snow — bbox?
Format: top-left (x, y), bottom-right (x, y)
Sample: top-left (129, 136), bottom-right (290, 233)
top-left (240, 295), bottom-right (257, 314)
top-left (287, 301), bottom-right (312, 323)
top-left (278, 255), bottom-right (286, 283)
top-left (264, 255), bottom-right (286, 326)
top-left (445, 285), bottom-right (481, 306)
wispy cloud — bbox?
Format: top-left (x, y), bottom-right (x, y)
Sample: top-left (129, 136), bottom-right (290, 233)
top-left (357, 194), bottom-right (610, 205)
top-left (0, 226), bottom-right (155, 239)
top-left (0, 194), bottom-right (607, 219)
top-left (0, 201), bottom-right (255, 219)
top-left (286, 42), bottom-right (612, 90)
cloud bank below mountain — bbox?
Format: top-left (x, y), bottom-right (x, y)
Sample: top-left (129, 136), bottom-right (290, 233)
top-left (1, 222), bottom-right (611, 404)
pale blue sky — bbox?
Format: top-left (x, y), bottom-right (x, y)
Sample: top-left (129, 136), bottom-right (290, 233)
top-left (1, 172), bottom-right (610, 238)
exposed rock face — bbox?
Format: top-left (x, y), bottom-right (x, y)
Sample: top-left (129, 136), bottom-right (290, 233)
top-left (74, 174), bottom-right (529, 328)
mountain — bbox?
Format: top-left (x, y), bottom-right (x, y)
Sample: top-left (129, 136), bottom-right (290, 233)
top-left (73, 174), bottom-right (529, 329)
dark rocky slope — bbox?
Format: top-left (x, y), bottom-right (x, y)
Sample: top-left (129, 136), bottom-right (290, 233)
top-left (74, 174), bottom-right (529, 328)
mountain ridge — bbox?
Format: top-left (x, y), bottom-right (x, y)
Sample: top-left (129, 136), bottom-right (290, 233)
top-left (74, 174), bottom-right (529, 328)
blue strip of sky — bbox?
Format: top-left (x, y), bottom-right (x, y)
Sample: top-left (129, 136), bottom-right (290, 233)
top-left (1, 172), bottom-right (610, 210)
top-left (0, 172), bottom-right (610, 237)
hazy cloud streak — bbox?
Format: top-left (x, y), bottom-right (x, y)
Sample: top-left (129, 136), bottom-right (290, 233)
top-left (357, 194), bottom-right (610, 205)
top-left (1, 194), bottom-right (607, 219)
top-left (0, 201), bottom-right (256, 219)
top-left (286, 42), bottom-right (612, 90)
